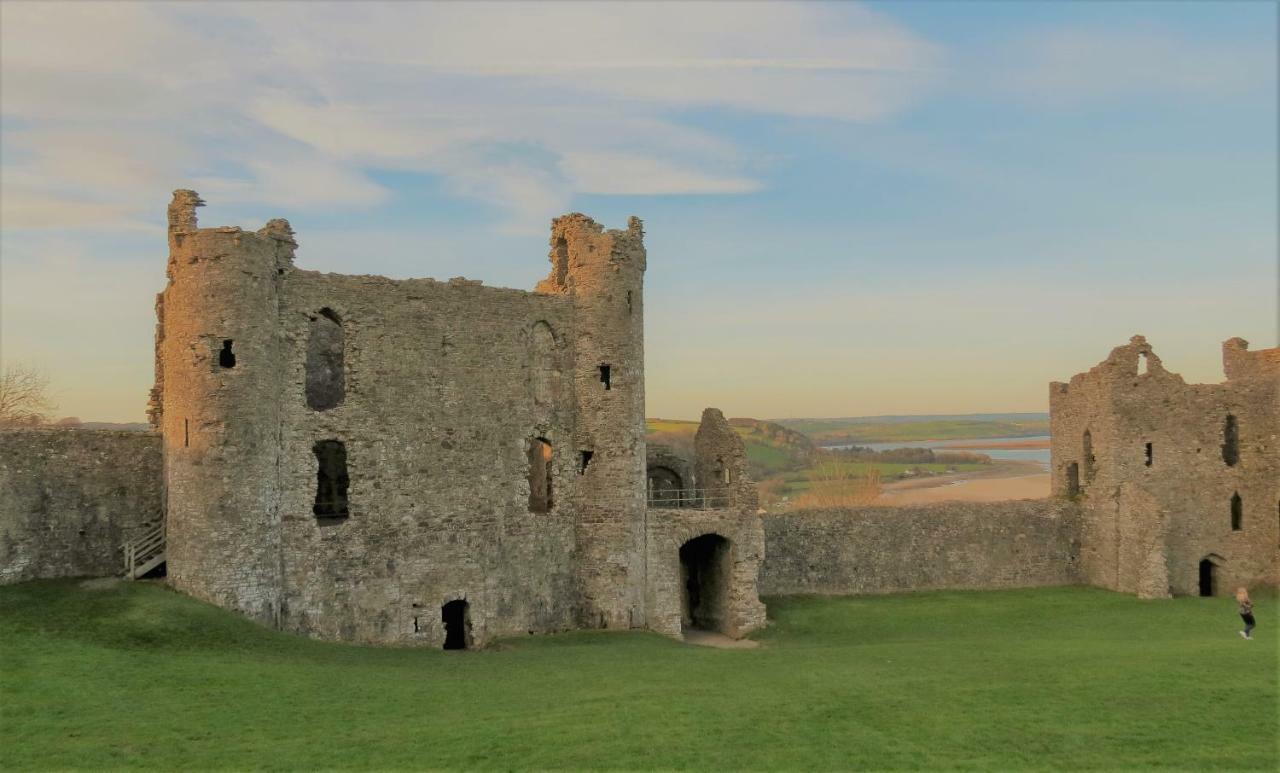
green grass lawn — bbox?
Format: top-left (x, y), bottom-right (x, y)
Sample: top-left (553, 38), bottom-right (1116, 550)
top-left (2, 581), bottom-right (1275, 770)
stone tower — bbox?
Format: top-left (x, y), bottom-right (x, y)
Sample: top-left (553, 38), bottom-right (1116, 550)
top-left (156, 190), bottom-right (294, 624)
top-left (537, 214), bottom-right (648, 629)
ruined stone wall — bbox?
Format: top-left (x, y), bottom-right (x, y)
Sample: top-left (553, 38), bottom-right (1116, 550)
top-left (158, 192), bottom-right (288, 625)
top-left (1050, 336), bottom-right (1279, 597)
top-left (276, 271), bottom-right (581, 645)
top-left (759, 500), bottom-right (1082, 596)
top-left (538, 214), bottom-right (649, 631)
top-left (0, 429), bottom-right (162, 584)
top-left (155, 191), bottom-right (651, 646)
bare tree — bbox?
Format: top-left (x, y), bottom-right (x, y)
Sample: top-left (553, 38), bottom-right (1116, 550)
top-left (0, 364), bottom-right (55, 427)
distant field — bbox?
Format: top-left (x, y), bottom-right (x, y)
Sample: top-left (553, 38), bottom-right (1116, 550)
top-left (3, 581), bottom-right (1273, 770)
top-left (776, 417), bottom-right (1050, 445)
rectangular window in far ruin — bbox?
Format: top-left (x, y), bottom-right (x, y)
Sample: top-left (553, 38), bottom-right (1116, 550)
top-left (599, 364), bottom-right (612, 390)
top-left (578, 450), bottom-right (593, 474)
top-left (219, 339), bottom-right (236, 368)
top-left (1144, 442), bottom-right (1152, 467)
top-left (313, 440), bottom-right (350, 522)
top-left (1230, 492), bottom-right (1242, 531)
top-left (184, 418), bottom-right (189, 448)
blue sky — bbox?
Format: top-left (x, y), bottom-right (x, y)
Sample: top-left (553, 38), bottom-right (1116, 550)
top-left (1, 1), bottom-right (1275, 422)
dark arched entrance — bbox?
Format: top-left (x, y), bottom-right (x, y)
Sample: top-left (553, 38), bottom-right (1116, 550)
top-left (442, 600), bottom-right (471, 650)
top-left (647, 466), bottom-right (684, 507)
top-left (1198, 559), bottom-right (1216, 597)
top-left (679, 534), bottom-right (731, 634)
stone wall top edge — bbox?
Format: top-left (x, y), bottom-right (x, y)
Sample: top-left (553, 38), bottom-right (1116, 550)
top-left (285, 268), bottom-right (568, 301)
top-left (768, 498), bottom-right (1067, 520)
top-left (0, 427), bottom-right (158, 437)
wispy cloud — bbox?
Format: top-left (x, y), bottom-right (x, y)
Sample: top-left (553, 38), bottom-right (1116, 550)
top-left (0, 1), bottom-right (938, 232)
top-left (998, 26), bottom-right (1274, 105)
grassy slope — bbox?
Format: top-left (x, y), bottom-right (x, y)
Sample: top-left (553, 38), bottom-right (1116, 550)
top-left (2, 581), bottom-right (1275, 770)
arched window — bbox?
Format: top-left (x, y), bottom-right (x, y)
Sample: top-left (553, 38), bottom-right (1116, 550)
top-left (1222, 415), bottom-right (1239, 467)
top-left (306, 308), bottom-right (345, 411)
top-left (1231, 492), bottom-right (1243, 531)
top-left (530, 322), bottom-right (559, 408)
top-left (528, 437), bottom-right (553, 512)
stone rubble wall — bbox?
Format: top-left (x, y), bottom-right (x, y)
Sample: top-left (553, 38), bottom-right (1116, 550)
top-left (759, 499), bottom-right (1082, 597)
top-left (0, 429), bottom-right (162, 584)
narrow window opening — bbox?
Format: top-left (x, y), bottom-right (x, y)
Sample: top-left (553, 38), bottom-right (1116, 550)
top-left (1082, 429), bottom-right (1094, 483)
top-left (1198, 559), bottom-right (1215, 597)
top-left (578, 450), bottom-right (594, 475)
top-left (1137, 351), bottom-right (1148, 375)
top-left (1064, 462), bottom-right (1080, 497)
top-left (413, 616), bottom-right (419, 633)
top-left (528, 437), bottom-right (553, 512)
top-left (183, 418), bottom-right (189, 448)
top-left (626, 290), bottom-right (633, 315)
top-left (306, 308), bottom-right (345, 411)
top-left (1144, 442), bottom-right (1153, 467)
top-left (442, 600), bottom-right (470, 650)
top-left (312, 440), bottom-right (350, 522)
top-left (1222, 414), bottom-right (1239, 466)
top-left (1230, 492), bottom-right (1243, 531)
top-left (218, 339), bottom-right (236, 368)
top-left (599, 364), bottom-right (612, 390)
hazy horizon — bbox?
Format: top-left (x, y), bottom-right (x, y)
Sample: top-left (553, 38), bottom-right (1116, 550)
top-left (2, 1), bottom-right (1276, 423)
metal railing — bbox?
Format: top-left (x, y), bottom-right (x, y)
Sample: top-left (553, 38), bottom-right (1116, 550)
top-left (646, 487), bottom-right (733, 510)
top-left (122, 523), bottom-right (166, 579)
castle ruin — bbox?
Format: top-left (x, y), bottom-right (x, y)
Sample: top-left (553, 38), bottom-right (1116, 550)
top-left (1, 191), bottom-right (1275, 647)
top-left (141, 191), bottom-right (764, 647)
top-left (1050, 335), bottom-right (1279, 598)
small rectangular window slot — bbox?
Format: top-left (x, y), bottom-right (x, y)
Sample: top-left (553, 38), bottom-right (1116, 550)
top-left (626, 291), bottom-right (633, 315)
top-left (184, 418), bottom-right (189, 447)
top-left (1144, 442), bottom-right (1153, 467)
top-left (219, 339), bottom-right (236, 368)
top-left (578, 450), bottom-right (594, 474)
top-left (599, 364), bottom-right (611, 390)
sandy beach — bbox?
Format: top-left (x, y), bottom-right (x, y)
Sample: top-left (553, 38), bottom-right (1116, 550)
top-left (874, 459), bottom-right (1050, 505)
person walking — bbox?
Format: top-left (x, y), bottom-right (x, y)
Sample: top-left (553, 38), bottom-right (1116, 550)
top-left (1236, 587), bottom-right (1255, 640)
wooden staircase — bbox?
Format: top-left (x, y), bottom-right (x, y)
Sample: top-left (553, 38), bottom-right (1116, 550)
top-left (122, 523), bottom-right (166, 580)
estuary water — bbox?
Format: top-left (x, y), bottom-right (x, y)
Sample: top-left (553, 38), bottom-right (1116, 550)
top-left (831, 436), bottom-right (1052, 467)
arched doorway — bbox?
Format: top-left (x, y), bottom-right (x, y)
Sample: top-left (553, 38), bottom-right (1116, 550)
top-left (679, 534), bottom-right (731, 634)
top-left (441, 600), bottom-right (471, 650)
top-left (1198, 557), bottom-right (1220, 597)
top-left (647, 466), bottom-right (684, 507)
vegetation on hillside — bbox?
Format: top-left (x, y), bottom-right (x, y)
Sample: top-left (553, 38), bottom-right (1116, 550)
top-left (3, 581), bottom-right (1273, 770)
top-left (645, 418), bottom-right (816, 479)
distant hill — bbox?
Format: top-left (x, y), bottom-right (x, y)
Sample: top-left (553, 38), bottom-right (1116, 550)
top-left (775, 413), bottom-right (1049, 446)
top-left (78, 422), bottom-right (151, 432)
top-left (645, 417), bottom-right (816, 478)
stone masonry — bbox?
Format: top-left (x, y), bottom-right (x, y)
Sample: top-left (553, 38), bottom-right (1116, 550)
top-left (1050, 336), bottom-right (1279, 598)
top-left (0, 429), bottom-right (162, 584)
top-left (150, 190), bottom-right (766, 646)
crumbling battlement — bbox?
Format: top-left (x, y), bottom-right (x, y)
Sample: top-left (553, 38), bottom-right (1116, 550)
top-left (1050, 335), bottom-right (1278, 598)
